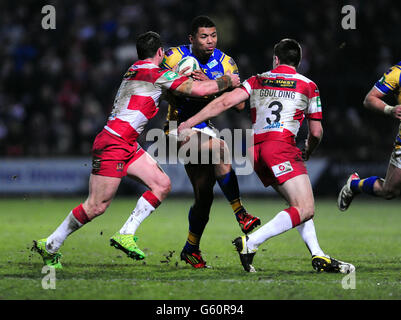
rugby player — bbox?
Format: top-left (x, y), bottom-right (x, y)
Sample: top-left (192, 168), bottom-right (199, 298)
top-left (162, 16), bottom-right (260, 268)
top-left (338, 62), bottom-right (401, 210)
top-left (178, 39), bottom-right (355, 273)
top-left (32, 31), bottom-right (240, 269)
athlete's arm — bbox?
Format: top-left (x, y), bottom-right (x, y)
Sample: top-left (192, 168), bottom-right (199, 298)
top-left (173, 73), bottom-right (240, 97)
top-left (302, 119), bottom-right (323, 161)
top-left (363, 87), bottom-right (401, 119)
top-left (178, 87), bottom-right (249, 132)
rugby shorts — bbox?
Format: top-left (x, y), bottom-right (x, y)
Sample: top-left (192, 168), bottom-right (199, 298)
top-left (91, 129), bottom-right (145, 178)
top-left (251, 139), bottom-right (307, 187)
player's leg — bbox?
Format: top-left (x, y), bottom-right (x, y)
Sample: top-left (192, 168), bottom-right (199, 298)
top-left (180, 163), bottom-right (215, 268)
top-left (273, 174), bottom-right (354, 273)
top-left (338, 146), bottom-right (401, 211)
top-left (200, 133), bottom-right (261, 233)
top-left (246, 174), bottom-right (314, 251)
top-left (233, 174), bottom-right (311, 272)
top-left (33, 174), bottom-right (121, 268)
top-left (111, 151), bottom-right (171, 260)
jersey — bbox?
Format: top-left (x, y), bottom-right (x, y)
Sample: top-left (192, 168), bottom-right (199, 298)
top-left (374, 61), bottom-right (401, 144)
top-left (104, 60), bottom-right (189, 144)
top-left (162, 44), bottom-right (239, 129)
top-left (240, 65), bottom-right (322, 145)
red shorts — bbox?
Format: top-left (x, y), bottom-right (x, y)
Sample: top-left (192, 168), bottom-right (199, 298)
top-left (250, 140), bottom-right (307, 187)
top-left (91, 129), bottom-right (145, 178)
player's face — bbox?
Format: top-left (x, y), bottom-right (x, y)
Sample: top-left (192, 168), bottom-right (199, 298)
top-left (190, 27), bottom-right (217, 58)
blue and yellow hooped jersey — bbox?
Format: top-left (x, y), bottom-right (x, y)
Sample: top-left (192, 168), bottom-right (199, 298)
top-left (162, 44), bottom-right (239, 128)
top-left (374, 61), bottom-right (401, 141)
top-left (374, 61), bottom-right (401, 104)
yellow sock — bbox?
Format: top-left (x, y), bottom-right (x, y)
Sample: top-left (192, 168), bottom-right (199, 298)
top-left (231, 198), bottom-right (245, 216)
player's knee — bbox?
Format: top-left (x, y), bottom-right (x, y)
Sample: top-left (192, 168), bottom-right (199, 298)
top-left (194, 191), bottom-right (214, 210)
top-left (382, 188), bottom-right (398, 200)
top-left (152, 174), bottom-right (171, 199)
top-left (85, 201), bottom-right (109, 218)
top-left (299, 205), bottom-right (314, 221)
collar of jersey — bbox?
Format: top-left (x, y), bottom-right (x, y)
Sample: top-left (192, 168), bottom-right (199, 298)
top-left (271, 65), bottom-right (296, 74)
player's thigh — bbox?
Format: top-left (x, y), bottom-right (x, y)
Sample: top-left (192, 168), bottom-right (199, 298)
top-left (273, 174), bottom-right (315, 219)
top-left (383, 163), bottom-right (401, 197)
top-left (125, 151), bottom-right (171, 193)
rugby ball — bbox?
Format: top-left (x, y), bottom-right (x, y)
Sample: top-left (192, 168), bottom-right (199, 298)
top-left (176, 56), bottom-right (200, 75)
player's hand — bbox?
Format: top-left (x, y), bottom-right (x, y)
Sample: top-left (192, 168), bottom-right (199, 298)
top-left (172, 64), bottom-right (191, 76)
top-left (226, 71), bottom-right (240, 87)
top-left (302, 140), bottom-right (310, 161)
top-left (178, 121), bottom-right (191, 134)
top-left (391, 105), bottom-right (401, 120)
top-left (191, 70), bottom-right (209, 81)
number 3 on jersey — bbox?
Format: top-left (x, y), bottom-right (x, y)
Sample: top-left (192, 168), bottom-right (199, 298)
top-left (265, 101), bottom-right (283, 125)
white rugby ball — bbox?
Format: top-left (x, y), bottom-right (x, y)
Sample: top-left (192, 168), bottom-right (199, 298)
top-left (176, 56), bottom-right (200, 75)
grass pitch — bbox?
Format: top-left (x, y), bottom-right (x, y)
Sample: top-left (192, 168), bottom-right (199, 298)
top-left (0, 196), bottom-right (401, 300)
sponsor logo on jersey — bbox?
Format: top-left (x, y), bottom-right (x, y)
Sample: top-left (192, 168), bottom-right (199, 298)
top-left (228, 58), bottom-right (236, 66)
top-left (165, 49), bottom-right (173, 57)
top-left (263, 121), bottom-right (284, 130)
top-left (211, 71), bottom-right (224, 78)
top-left (163, 70), bottom-right (180, 80)
top-left (123, 70), bottom-right (138, 79)
top-left (271, 161), bottom-right (293, 177)
top-left (262, 79), bottom-right (297, 89)
top-left (207, 59), bottom-right (218, 69)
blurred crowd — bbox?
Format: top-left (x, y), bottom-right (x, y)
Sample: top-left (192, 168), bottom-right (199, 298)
top-left (0, 0), bottom-right (400, 161)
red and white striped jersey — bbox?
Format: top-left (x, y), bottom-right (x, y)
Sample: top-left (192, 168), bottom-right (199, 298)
top-left (240, 65), bottom-right (322, 145)
top-left (104, 60), bottom-right (188, 144)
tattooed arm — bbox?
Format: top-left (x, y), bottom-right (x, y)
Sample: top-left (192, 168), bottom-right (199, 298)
top-left (173, 74), bottom-right (240, 97)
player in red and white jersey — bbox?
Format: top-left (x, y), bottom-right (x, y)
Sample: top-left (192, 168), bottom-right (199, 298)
top-left (178, 39), bottom-right (354, 274)
top-left (32, 31), bottom-right (240, 268)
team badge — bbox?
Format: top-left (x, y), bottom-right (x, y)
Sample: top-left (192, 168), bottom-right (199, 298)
top-left (92, 159), bottom-right (101, 171)
top-left (116, 162), bottom-right (124, 172)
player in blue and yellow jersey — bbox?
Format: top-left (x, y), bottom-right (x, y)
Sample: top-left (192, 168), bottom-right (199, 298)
top-left (338, 62), bottom-right (401, 211)
top-left (162, 16), bottom-right (261, 268)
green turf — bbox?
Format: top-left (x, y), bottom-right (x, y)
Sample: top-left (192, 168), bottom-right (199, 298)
top-left (0, 196), bottom-right (400, 300)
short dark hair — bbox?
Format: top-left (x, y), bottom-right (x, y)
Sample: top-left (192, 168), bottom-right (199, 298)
top-left (190, 16), bottom-right (216, 36)
top-left (273, 39), bottom-right (302, 67)
top-left (136, 31), bottom-right (162, 60)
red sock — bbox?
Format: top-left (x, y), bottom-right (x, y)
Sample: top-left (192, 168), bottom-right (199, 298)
top-left (284, 206), bottom-right (301, 227)
top-left (142, 191), bottom-right (161, 209)
top-left (72, 204), bottom-right (90, 225)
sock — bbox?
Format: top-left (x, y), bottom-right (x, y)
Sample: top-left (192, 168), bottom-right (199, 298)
top-left (247, 207), bottom-right (300, 250)
top-left (183, 207), bottom-right (208, 253)
top-left (46, 209), bottom-right (85, 254)
top-left (296, 219), bottom-right (325, 257)
top-left (350, 176), bottom-right (379, 195)
top-left (119, 191), bottom-right (161, 235)
top-left (216, 169), bottom-right (246, 218)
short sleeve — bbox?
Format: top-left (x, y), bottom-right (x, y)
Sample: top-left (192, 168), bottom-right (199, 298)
top-left (161, 47), bottom-right (183, 70)
top-left (374, 63), bottom-right (401, 95)
top-left (156, 70), bottom-right (189, 91)
top-left (306, 81), bottom-right (322, 120)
